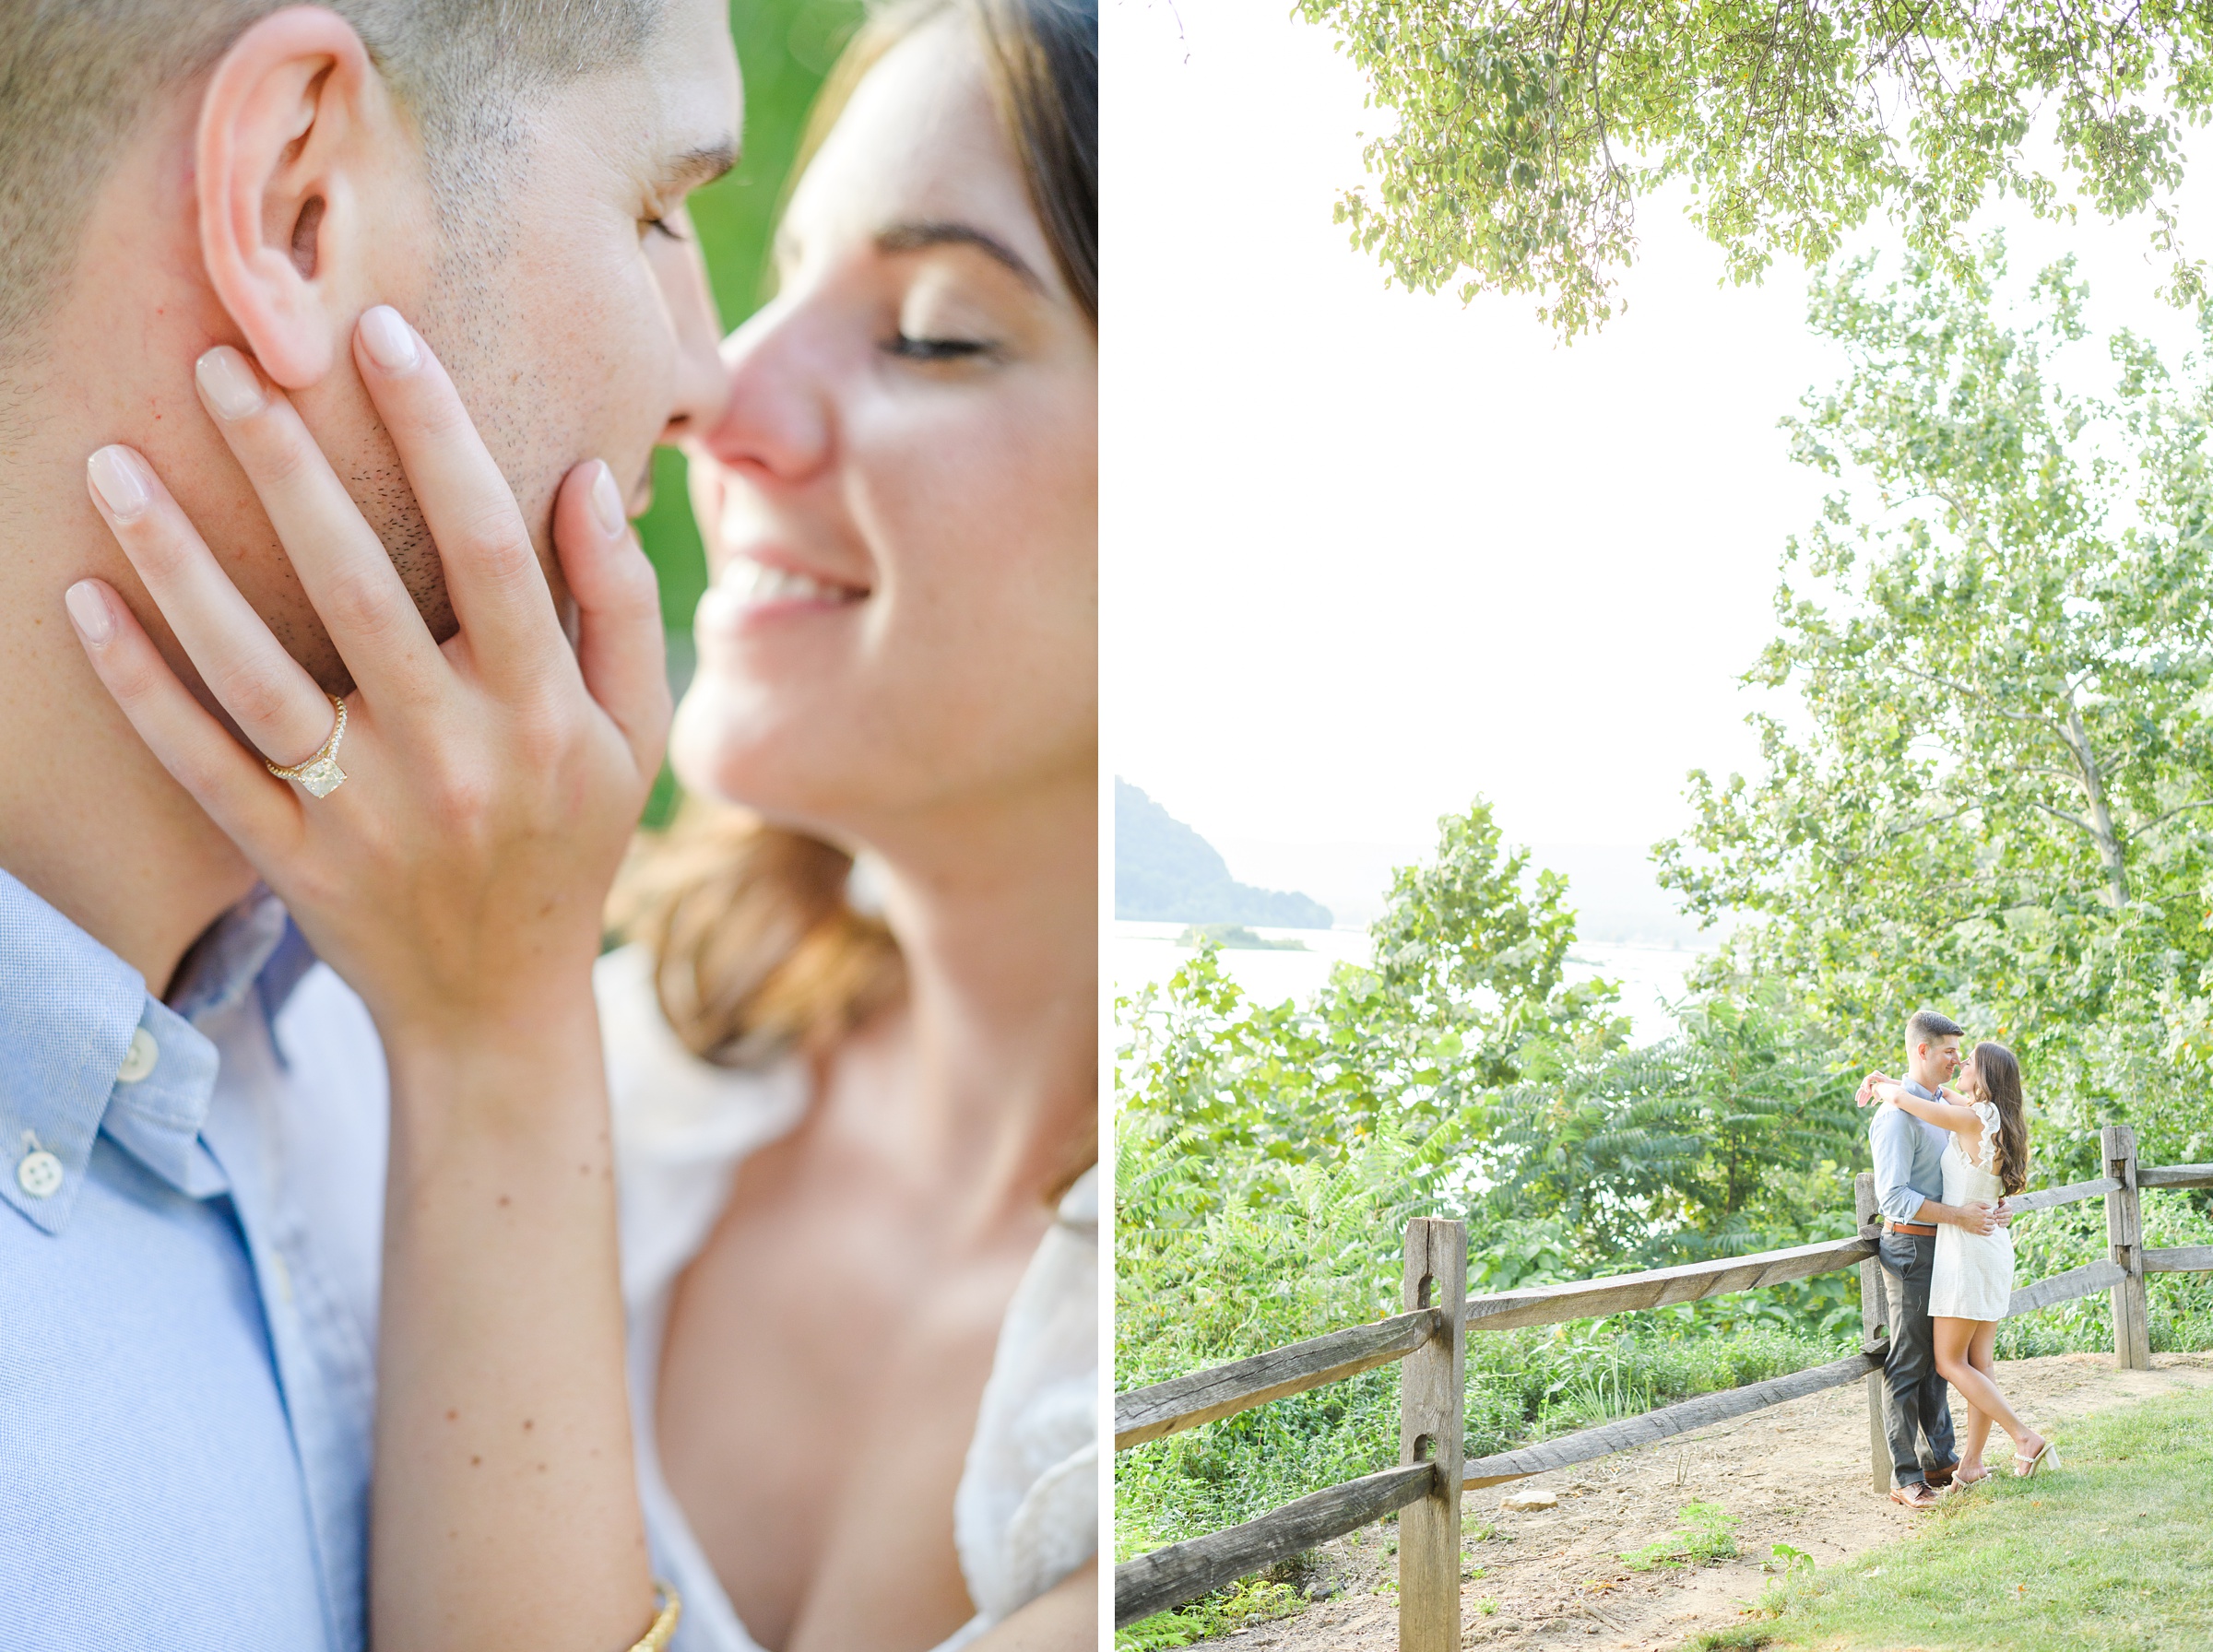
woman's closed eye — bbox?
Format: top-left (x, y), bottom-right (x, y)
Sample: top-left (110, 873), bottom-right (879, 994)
top-left (884, 331), bottom-right (996, 362)
top-left (885, 263), bottom-right (1016, 366)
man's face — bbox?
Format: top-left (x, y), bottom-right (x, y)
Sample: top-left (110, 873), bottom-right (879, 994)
top-left (1918, 1036), bottom-right (1961, 1083)
top-left (314, 0), bottom-right (739, 671)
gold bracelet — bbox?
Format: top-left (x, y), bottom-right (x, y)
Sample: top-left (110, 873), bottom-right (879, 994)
top-left (625, 1581), bottom-right (681, 1652)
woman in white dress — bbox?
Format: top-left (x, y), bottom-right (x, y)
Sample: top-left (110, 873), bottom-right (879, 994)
top-left (1864, 1042), bottom-right (2057, 1482)
top-left (601, 0), bottom-right (1098, 1646)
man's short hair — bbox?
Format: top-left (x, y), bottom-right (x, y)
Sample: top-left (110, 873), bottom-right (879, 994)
top-left (0, 0), bottom-right (663, 355)
top-left (1906, 1009), bottom-right (1965, 1047)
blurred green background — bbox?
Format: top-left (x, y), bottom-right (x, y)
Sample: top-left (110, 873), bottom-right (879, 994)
top-left (634, 0), bottom-right (861, 820)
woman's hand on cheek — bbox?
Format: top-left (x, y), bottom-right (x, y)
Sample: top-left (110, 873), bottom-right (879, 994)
top-left (67, 307), bottom-right (669, 1054)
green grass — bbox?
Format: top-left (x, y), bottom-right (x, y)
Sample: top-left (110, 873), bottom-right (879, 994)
top-left (1114, 1578), bottom-right (1302, 1650)
top-left (1755, 1386), bottom-right (2213, 1650)
top-left (1620, 1502), bottom-right (1741, 1572)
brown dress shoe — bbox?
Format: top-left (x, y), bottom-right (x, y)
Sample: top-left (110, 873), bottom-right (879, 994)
top-left (1925, 1464), bottom-right (1956, 1488)
top-left (1889, 1482), bottom-right (1943, 1509)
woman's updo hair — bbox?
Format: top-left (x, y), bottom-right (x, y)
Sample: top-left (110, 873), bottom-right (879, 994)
top-left (612, 0), bottom-right (1096, 1067)
top-left (1971, 1040), bottom-right (2031, 1198)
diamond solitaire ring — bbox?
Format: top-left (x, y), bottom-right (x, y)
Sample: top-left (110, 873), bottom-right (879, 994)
top-left (265, 692), bottom-right (349, 798)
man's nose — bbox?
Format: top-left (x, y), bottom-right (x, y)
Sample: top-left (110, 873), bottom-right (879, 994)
top-left (662, 309), bottom-right (730, 445)
top-left (648, 219), bottom-right (732, 445)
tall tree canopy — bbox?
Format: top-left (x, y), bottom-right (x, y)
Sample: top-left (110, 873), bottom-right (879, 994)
top-left (1657, 242), bottom-right (2213, 1175)
top-left (1296, 0), bottom-right (2213, 334)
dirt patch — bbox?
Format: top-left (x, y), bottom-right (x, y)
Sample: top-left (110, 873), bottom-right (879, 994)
top-left (1221, 1351), bottom-right (2213, 1652)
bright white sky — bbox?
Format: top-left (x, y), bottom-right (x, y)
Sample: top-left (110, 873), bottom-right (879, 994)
top-left (1100, 0), bottom-right (2213, 914)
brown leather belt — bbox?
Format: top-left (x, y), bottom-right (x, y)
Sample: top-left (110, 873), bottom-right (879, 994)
top-left (1887, 1221), bottom-right (1938, 1237)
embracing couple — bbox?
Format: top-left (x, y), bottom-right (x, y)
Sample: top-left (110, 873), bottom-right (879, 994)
top-left (0, 3), bottom-right (1095, 1650)
top-left (1859, 1010), bottom-right (2059, 1509)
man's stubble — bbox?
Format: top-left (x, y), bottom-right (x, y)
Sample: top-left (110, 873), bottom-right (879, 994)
top-left (288, 212), bottom-right (580, 695)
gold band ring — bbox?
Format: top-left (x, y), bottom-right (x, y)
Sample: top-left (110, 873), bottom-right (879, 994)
top-left (265, 691), bottom-right (349, 797)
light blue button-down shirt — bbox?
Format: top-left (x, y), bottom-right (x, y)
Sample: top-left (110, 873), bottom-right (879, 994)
top-left (1871, 1078), bottom-right (1951, 1225)
top-left (0, 868), bottom-right (387, 1649)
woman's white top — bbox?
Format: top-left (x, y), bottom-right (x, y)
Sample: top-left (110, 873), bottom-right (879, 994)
top-left (597, 945), bottom-right (1098, 1652)
top-left (1928, 1100), bottom-right (2015, 1322)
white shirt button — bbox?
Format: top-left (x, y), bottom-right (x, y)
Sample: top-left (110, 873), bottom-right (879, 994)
top-left (17, 1150), bottom-right (63, 1199)
top-left (116, 1027), bottom-right (159, 1083)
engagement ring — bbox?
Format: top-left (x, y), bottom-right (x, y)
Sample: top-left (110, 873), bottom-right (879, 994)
top-left (265, 692), bottom-right (349, 798)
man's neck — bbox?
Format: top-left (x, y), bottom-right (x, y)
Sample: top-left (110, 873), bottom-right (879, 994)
top-left (0, 431), bottom-right (258, 991)
top-left (0, 112), bottom-right (262, 993)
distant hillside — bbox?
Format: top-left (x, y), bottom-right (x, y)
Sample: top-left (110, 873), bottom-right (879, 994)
top-left (1116, 780), bottom-right (1333, 928)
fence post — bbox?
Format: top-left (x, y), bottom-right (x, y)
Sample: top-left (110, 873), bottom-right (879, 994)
top-left (1399, 1215), bottom-right (1466, 1652)
top-left (2103, 1125), bottom-right (2152, 1370)
top-left (1854, 1172), bottom-right (1889, 1494)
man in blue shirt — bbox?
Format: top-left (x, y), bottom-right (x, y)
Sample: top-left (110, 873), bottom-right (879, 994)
top-left (0, 4), bottom-right (736, 1644)
top-left (1859, 1009), bottom-right (2010, 1509)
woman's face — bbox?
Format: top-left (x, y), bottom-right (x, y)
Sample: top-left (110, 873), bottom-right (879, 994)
top-left (670, 15), bottom-right (1097, 835)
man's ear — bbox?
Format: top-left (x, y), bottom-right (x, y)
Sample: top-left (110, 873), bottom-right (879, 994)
top-left (196, 6), bottom-right (381, 388)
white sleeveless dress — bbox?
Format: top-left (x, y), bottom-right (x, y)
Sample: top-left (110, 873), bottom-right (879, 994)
top-left (1927, 1101), bottom-right (2014, 1322)
top-left (596, 945), bottom-right (1098, 1652)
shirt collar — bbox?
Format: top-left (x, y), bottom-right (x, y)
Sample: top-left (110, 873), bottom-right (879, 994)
top-left (0, 870), bottom-right (315, 1235)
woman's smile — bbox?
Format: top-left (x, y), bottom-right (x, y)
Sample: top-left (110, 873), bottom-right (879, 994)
top-left (696, 552), bottom-right (870, 637)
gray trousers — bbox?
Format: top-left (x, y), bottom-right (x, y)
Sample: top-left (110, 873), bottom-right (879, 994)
top-left (1877, 1233), bottom-right (1955, 1487)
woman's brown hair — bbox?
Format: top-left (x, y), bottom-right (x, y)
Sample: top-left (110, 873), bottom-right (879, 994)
top-left (615, 0), bottom-right (1096, 1069)
top-left (792, 0), bottom-right (1096, 323)
top-left (1970, 1041), bottom-right (2031, 1198)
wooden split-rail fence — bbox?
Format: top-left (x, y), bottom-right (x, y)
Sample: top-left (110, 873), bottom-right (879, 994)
top-left (1114, 1127), bottom-right (2213, 1646)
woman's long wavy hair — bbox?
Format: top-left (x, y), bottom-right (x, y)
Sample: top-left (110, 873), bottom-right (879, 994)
top-left (1970, 1040), bottom-right (2031, 1198)
top-left (613, 0), bottom-right (1096, 1073)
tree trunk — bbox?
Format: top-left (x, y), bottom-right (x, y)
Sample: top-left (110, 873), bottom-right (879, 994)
top-left (2064, 699), bottom-right (2130, 907)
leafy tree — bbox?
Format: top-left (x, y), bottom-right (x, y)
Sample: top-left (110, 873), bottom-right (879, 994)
top-left (1294, 0), bottom-right (2213, 334)
top-left (1479, 990), bottom-right (1861, 1262)
top-left (1114, 798), bottom-right (1622, 1195)
top-left (1658, 241), bottom-right (2213, 1174)
top-left (1117, 796), bottom-right (1863, 1270)
top-left (1365, 801), bottom-right (1622, 1084)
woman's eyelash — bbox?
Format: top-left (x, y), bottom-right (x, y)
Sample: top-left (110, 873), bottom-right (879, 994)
top-left (886, 335), bottom-right (993, 361)
top-left (645, 217), bottom-right (688, 242)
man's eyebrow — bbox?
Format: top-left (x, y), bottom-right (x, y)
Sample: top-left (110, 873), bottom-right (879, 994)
top-left (876, 220), bottom-right (1044, 288)
top-left (659, 139), bottom-right (740, 195)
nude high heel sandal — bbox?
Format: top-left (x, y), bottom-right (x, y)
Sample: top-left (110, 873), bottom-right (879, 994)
top-left (2013, 1439), bottom-right (2061, 1477)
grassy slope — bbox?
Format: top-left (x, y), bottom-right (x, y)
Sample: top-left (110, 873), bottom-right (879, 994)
top-left (1751, 1386), bottom-right (2213, 1651)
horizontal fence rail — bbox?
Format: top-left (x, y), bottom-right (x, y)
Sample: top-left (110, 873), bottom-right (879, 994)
top-left (1999, 1175), bottom-right (2120, 1212)
top-left (1114, 1307), bottom-right (1442, 1450)
top-left (1459, 1343), bottom-right (1887, 1490)
top-left (2148, 1245), bottom-right (2213, 1273)
top-left (1460, 1234), bottom-right (1878, 1333)
top-left (2005, 1258), bottom-right (2124, 1316)
top-left (1114, 1463), bottom-right (1434, 1626)
top-left (2140, 1163), bottom-right (2213, 1189)
top-left (1115, 1136), bottom-right (2213, 1639)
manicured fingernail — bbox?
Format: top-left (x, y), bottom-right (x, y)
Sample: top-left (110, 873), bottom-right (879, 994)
top-left (87, 446), bottom-right (151, 521)
top-left (195, 346), bottom-right (266, 420)
top-left (65, 581), bottom-right (113, 645)
top-left (359, 305), bottom-right (420, 373)
top-left (588, 461), bottom-right (627, 538)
